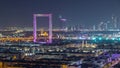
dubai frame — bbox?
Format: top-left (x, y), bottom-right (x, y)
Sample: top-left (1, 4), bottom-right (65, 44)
top-left (33, 14), bottom-right (52, 43)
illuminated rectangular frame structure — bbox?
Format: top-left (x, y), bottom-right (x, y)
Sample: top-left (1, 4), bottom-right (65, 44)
top-left (33, 14), bottom-right (52, 43)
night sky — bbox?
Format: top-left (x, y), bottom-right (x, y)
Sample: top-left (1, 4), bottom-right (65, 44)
top-left (0, 0), bottom-right (120, 28)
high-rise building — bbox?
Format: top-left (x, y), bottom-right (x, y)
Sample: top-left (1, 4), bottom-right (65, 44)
top-left (112, 16), bottom-right (117, 29)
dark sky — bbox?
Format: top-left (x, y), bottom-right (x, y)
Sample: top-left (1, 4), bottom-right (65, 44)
top-left (0, 0), bottom-right (120, 28)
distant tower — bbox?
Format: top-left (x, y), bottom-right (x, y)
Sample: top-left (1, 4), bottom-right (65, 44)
top-left (112, 16), bottom-right (117, 29)
top-left (98, 22), bottom-right (104, 31)
top-left (82, 40), bottom-right (84, 48)
top-left (93, 25), bottom-right (96, 31)
top-left (106, 21), bottom-right (111, 30)
top-left (106, 21), bottom-right (110, 30)
top-left (104, 23), bottom-right (108, 30)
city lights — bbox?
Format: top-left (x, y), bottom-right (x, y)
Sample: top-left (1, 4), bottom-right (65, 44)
top-left (0, 0), bottom-right (120, 68)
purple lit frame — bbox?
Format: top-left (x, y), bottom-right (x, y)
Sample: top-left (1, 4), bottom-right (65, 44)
top-left (33, 14), bottom-right (52, 43)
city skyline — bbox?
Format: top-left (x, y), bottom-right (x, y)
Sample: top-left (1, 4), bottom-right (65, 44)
top-left (0, 1), bottom-right (120, 68)
top-left (0, 0), bottom-right (120, 28)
